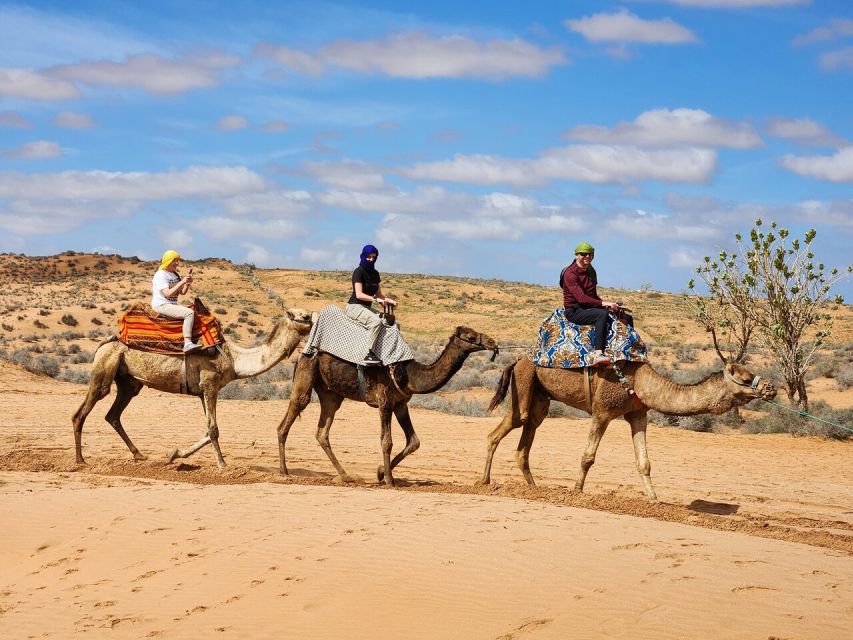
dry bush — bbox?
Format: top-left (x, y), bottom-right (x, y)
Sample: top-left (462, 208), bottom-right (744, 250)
top-left (220, 380), bottom-right (291, 401)
top-left (60, 314), bottom-right (78, 327)
top-left (408, 394), bottom-right (488, 417)
top-left (743, 401), bottom-right (852, 440)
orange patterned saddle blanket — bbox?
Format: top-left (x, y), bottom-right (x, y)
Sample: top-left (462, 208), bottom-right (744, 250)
top-left (118, 298), bottom-right (225, 355)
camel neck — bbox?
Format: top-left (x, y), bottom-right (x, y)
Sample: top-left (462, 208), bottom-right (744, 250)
top-left (406, 336), bottom-right (472, 394)
top-left (635, 366), bottom-right (737, 416)
top-left (230, 320), bottom-right (302, 378)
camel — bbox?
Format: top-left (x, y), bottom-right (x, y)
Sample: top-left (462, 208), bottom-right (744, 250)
top-left (277, 326), bottom-right (499, 486)
top-left (72, 308), bottom-right (312, 468)
top-left (481, 356), bottom-right (776, 500)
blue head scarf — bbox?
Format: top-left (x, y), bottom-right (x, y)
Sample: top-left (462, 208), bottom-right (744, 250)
top-left (359, 244), bottom-right (379, 271)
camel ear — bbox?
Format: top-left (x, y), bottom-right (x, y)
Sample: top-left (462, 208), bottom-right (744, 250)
top-left (286, 310), bottom-right (295, 321)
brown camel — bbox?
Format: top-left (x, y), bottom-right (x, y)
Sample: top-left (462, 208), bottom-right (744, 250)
top-left (481, 356), bottom-right (776, 500)
top-left (72, 308), bottom-right (312, 468)
top-left (277, 326), bottom-right (499, 486)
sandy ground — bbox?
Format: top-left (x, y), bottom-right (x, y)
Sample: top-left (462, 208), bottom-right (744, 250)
top-left (1, 366), bottom-right (852, 639)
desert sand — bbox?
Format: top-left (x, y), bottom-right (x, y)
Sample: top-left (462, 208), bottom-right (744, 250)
top-left (1, 363), bottom-right (852, 640)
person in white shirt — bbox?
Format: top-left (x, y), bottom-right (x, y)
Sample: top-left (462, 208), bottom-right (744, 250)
top-left (151, 250), bottom-right (200, 353)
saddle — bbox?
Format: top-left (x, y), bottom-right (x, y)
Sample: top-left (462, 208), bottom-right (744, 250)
top-left (530, 308), bottom-right (648, 369)
top-left (118, 297), bottom-right (225, 355)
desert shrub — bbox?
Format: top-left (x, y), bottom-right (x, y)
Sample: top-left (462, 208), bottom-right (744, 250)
top-left (69, 351), bottom-right (93, 364)
top-left (408, 394), bottom-right (488, 417)
top-left (60, 314), bottom-right (78, 327)
top-left (743, 400), bottom-right (852, 440)
top-left (215, 307), bottom-right (227, 314)
top-left (81, 301), bottom-right (96, 309)
top-left (648, 410), bottom-right (716, 432)
top-left (33, 319), bottom-right (48, 329)
top-left (1, 324), bottom-right (12, 332)
top-left (220, 380), bottom-right (291, 401)
top-left (30, 355), bottom-right (61, 377)
top-left (548, 402), bottom-right (589, 419)
top-left (67, 343), bottom-right (81, 354)
top-left (86, 328), bottom-right (107, 339)
top-left (91, 317), bottom-right (103, 326)
top-left (38, 309), bottom-right (50, 316)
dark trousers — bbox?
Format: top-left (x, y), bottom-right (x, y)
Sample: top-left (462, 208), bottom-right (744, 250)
top-left (565, 306), bottom-right (634, 352)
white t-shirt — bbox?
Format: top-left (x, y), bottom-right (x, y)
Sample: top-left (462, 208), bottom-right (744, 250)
top-left (151, 269), bottom-right (180, 307)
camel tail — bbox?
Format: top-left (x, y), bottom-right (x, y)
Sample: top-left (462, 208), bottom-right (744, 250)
top-left (487, 359), bottom-right (518, 413)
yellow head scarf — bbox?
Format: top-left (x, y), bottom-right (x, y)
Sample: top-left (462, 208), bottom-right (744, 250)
top-left (160, 250), bottom-right (180, 270)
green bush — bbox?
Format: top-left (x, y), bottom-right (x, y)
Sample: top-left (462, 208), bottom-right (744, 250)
top-left (743, 401), bottom-right (852, 440)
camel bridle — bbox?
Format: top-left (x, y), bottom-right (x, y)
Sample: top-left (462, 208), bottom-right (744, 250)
top-left (723, 367), bottom-right (767, 397)
top-left (453, 332), bottom-right (499, 362)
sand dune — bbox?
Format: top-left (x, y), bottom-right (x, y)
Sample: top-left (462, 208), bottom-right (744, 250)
top-left (1, 365), bottom-right (852, 638)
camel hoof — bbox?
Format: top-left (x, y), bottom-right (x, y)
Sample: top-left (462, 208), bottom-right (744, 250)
top-left (133, 452), bottom-right (148, 462)
top-left (166, 448), bottom-right (180, 463)
top-left (376, 466), bottom-right (384, 481)
top-left (474, 478), bottom-right (491, 486)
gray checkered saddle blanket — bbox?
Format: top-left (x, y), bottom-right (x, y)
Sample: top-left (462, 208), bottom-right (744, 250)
top-left (302, 304), bottom-right (415, 365)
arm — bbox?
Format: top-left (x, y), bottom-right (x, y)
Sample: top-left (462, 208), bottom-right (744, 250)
top-left (374, 285), bottom-right (395, 306)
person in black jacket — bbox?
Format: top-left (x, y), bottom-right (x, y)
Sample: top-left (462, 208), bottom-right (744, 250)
top-left (345, 244), bottom-right (396, 365)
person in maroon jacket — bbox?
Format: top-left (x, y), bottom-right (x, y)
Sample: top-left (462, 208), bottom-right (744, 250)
top-left (561, 242), bottom-right (633, 367)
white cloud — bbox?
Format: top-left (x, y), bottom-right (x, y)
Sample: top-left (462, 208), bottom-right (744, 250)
top-left (793, 18), bottom-right (853, 47)
top-left (303, 159), bottom-right (386, 191)
top-left (663, 0), bottom-right (808, 7)
top-left (605, 211), bottom-right (720, 242)
top-left (403, 145), bottom-right (717, 186)
top-left (565, 10), bottom-right (698, 45)
top-left (49, 51), bottom-right (240, 95)
top-left (216, 115), bottom-right (248, 131)
top-left (565, 108), bottom-right (762, 149)
top-left (320, 185), bottom-right (474, 214)
top-left (254, 43), bottom-right (326, 75)
top-left (766, 117), bottom-right (846, 147)
top-left (195, 217), bottom-right (307, 241)
top-left (3, 140), bottom-right (63, 159)
top-left (156, 228), bottom-right (193, 250)
top-left (0, 67), bottom-right (80, 100)
top-left (241, 242), bottom-right (284, 268)
top-left (668, 247), bottom-right (704, 269)
top-left (262, 120), bottom-right (290, 133)
top-left (0, 111), bottom-right (31, 128)
top-left (219, 190), bottom-right (314, 217)
top-left (258, 32), bottom-right (566, 80)
top-left (0, 166), bottom-right (267, 200)
top-left (780, 147), bottom-right (853, 182)
top-left (819, 47), bottom-right (853, 71)
top-left (0, 199), bottom-right (137, 235)
top-left (53, 111), bottom-right (94, 129)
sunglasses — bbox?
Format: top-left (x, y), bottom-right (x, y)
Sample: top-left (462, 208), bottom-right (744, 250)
top-left (576, 252), bottom-right (593, 258)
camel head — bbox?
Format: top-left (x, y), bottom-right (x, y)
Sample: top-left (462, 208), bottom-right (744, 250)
top-left (723, 363), bottom-right (776, 404)
top-left (452, 326), bottom-right (500, 361)
top-left (285, 308), bottom-right (313, 336)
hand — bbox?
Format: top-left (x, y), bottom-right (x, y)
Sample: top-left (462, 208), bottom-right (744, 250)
top-left (603, 300), bottom-right (619, 312)
top-left (383, 297), bottom-right (396, 307)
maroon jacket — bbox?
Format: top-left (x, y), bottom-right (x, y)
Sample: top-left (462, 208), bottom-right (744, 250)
top-left (561, 261), bottom-right (602, 308)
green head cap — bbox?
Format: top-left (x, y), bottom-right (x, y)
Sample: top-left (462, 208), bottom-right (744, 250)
top-left (574, 242), bottom-right (595, 255)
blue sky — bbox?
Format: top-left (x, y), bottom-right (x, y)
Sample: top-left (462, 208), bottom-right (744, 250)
top-left (1, 0), bottom-right (851, 297)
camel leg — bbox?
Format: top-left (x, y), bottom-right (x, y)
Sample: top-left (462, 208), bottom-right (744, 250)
top-left (277, 355), bottom-right (317, 475)
top-left (575, 414), bottom-right (612, 493)
top-left (71, 348), bottom-right (121, 464)
top-left (626, 410), bottom-right (657, 501)
top-left (515, 390), bottom-right (550, 486)
top-left (480, 371), bottom-right (528, 485)
top-left (378, 405), bottom-right (395, 486)
top-left (314, 390), bottom-right (352, 482)
top-left (105, 375), bottom-right (146, 461)
top-left (166, 391), bottom-right (225, 468)
top-left (377, 403), bottom-right (420, 482)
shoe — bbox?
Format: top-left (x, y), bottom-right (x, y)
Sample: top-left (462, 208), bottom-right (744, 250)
top-left (183, 341), bottom-right (202, 353)
top-left (362, 351), bottom-right (382, 366)
top-left (590, 352), bottom-right (611, 367)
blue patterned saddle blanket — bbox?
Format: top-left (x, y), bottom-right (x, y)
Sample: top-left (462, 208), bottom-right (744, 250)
top-left (529, 308), bottom-right (648, 369)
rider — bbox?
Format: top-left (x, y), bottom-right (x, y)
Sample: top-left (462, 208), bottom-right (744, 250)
top-left (561, 241), bottom-right (633, 367)
top-left (151, 250), bottom-right (201, 353)
top-left (345, 244), bottom-right (396, 366)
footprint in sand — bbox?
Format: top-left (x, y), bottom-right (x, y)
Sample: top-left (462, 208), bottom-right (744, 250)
top-left (497, 618), bottom-right (554, 639)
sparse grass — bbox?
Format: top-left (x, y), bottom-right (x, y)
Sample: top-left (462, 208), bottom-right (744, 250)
top-left (743, 401), bottom-right (852, 440)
